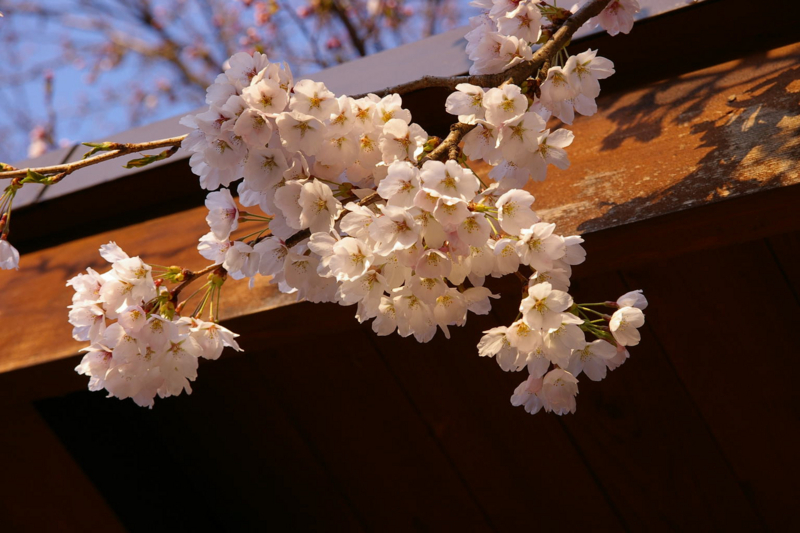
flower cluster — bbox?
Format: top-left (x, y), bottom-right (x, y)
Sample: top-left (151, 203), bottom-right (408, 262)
top-left (60, 0), bottom-right (649, 414)
top-left (464, 0), bottom-right (638, 76)
top-left (180, 51), bottom-right (428, 195)
top-left (70, 243), bottom-right (241, 408)
top-left (486, 289), bottom-right (647, 415)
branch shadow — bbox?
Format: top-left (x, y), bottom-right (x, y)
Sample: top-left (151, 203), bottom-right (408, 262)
top-left (578, 56), bottom-right (800, 234)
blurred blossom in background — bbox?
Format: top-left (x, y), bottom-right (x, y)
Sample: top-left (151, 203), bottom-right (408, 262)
top-left (0, 0), bottom-right (692, 163)
top-left (0, 0), bottom-right (477, 162)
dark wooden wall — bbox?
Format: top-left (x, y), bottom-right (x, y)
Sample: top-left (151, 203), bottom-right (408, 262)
top-left (0, 225), bottom-right (795, 532)
top-left (2, 2), bottom-right (800, 531)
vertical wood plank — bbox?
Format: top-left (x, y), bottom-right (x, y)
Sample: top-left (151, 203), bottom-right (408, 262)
top-left (622, 240), bottom-right (800, 530)
top-left (241, 308), bottom-right (495, 532)
top-left (555, 273), bottom-right (763, 531)
top-left (364, 311), bottom-right (626, 531)
top-left (766, 231), bottom-right (800, 303)
top-left (0, 403), bottom-right (125, 533)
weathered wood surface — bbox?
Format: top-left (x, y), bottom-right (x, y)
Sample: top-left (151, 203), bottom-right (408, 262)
top-left (2, 41), bottom-right (799, 376)
top-left (26, 227), bottom-right (800, 531)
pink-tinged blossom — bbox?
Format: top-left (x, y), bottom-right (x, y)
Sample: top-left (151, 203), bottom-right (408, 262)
top-left (610, 306), bottom-right (645, 346)
top-left (593, 0), bottom-right (640, 36)
top-left (275, 111), bottom-right (325, 156)
top-left (289, 79), bottom-right (337, 120)
top-left (370, 205), bottom-right (420, 254)
top-left (493, 238), bottom-right (521, 275)
top-left (497, 2), bottom-right (542, 43)
top-left (415, 249), bottom-right (452, 279)
top-left (232, 108), bottom-right (273, 147)
top-left (511, 374), bottom-right (545, 414)
top-left (377, 161), bottom-right (420, 208)
top-left (457, 213), bottom-right (491, 248)
top-left (242, 76), bottom-right (288, 115)
top-left (535, 128), bottom-right (575, 172)
top-left (483, 84), bottom-right (528, 126)
top-left (606, 343), bottom-right (630, 371)
top-left (568, 339), bottom-right (617, 381)
top-left (567, 49), bottom-right (615, 99)
top-left (0, 239), bottom-right (20, 270)
top-left (462, 120), bottom-right (502, 165)
top-left (224, 241), bottom-right (261, 280)
top-left (420, 160), bottom-right (480, 203)
top-left (299, 179), bottom-right (341, 233)
top-left (225, 51), bottom-right (271, 90)
top-left (542, 312), bottom-right (586, 368)
top-left (617, 289), bottom-right (648, 310)
top-left (506, 319), bottom-right (543, 356)
top-left (520, 281), bottom-right (573, 331)
top-left (243, 147), bottom-right (288, 191)
top-left (187, 318), bottom-right (242, 360)
top-left (198, 232), bottom-right (232, 265)
top-left (374, 94), bottom-right (412, 126)
top-left (379, 119), bottom-right (428, 163)
top-left (496, 189), bottom-right (539, 235)
top-left (516, 222), bottom-right (566, 271)
top-left (497, 112), bottom-right (547, 162)
top-left (541, 368), bottom-right (579, 415)
top-left (445, 84), bottom-right (486, 124)
top-left (205, 188), bottom-right (239, 240)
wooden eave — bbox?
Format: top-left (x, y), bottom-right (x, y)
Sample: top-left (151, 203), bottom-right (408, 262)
top-left (1, 0), bottom-right (799, 378)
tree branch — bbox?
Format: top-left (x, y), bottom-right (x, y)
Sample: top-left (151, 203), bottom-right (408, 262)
top-left (330, 0), bottom-right (367, 57)
top-left (0, 136), bottom-right (187, 181)
top-left (352, 0), bottom-right (612, 98)
top-left (420, 122), bottom-right (476, 165)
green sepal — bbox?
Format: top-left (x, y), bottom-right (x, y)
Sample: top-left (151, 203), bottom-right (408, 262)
top-left (81, 141), bottom-right (117, 159)
top-left (124, 146), bottom-right (179, 169)
top-left (24, 169), bottom-right (48, 184)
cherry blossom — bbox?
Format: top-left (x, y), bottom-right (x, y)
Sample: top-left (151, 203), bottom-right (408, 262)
top-left (60, 1), bottom-right (648, 414)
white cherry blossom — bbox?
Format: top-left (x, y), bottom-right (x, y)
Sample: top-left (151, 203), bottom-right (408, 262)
top-left (610, 306), bottom-right (645, 346)
top-left (540, 368), bottom-right (579, 415)
top-left (568, 339), bottom-right (616, 381)
top-left (205, 188), bottom-right (239, 240)
top-left (0, 239), bottom-right (20, 270)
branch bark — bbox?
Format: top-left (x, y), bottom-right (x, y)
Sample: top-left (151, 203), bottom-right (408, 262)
top-left (0, 136), bottom-right (187, 181)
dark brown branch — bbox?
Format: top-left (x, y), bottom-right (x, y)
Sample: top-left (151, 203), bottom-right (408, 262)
top-left (330, 0), bottom-right (367, 57)
top-left (352, 0), bottom-right (612, 98)
top-left (420, 122), bottom-right (476, 165)
top-left (170, 263), bottom-right (225, 302)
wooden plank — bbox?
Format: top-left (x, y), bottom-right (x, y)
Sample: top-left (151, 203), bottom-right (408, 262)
top-left (0, 403), bottom-right (125, 533)
top-left (168, 354), bottom-right (366, 530)
top-left (554, 273), bottom-right (763, 531)
top-left (0, 204), bottom-right (292, 375)
top-left (577, 182), bottom-right (800, 278)
top-left (4, 40), bottom-right (800, 376)
top-left (44, 353), bottom-right (364, 530)
top-left (621, 240), bottom-right (800, 530)
top-left (363, 308), bottom-right (626, 530)
top-left (767, 231), bottom-right (800, 303)
top-left (240, 315), bottom-right (495, 531)
top-left (526, 40), bottom-right (800, 236)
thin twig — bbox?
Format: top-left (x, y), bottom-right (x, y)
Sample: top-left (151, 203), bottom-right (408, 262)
top-left (420, 122), bottom-right (476, 165)
top-left (0, 135), bottom-right (187, 180)
top-left (169, 262), bottom-right (223, 301)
